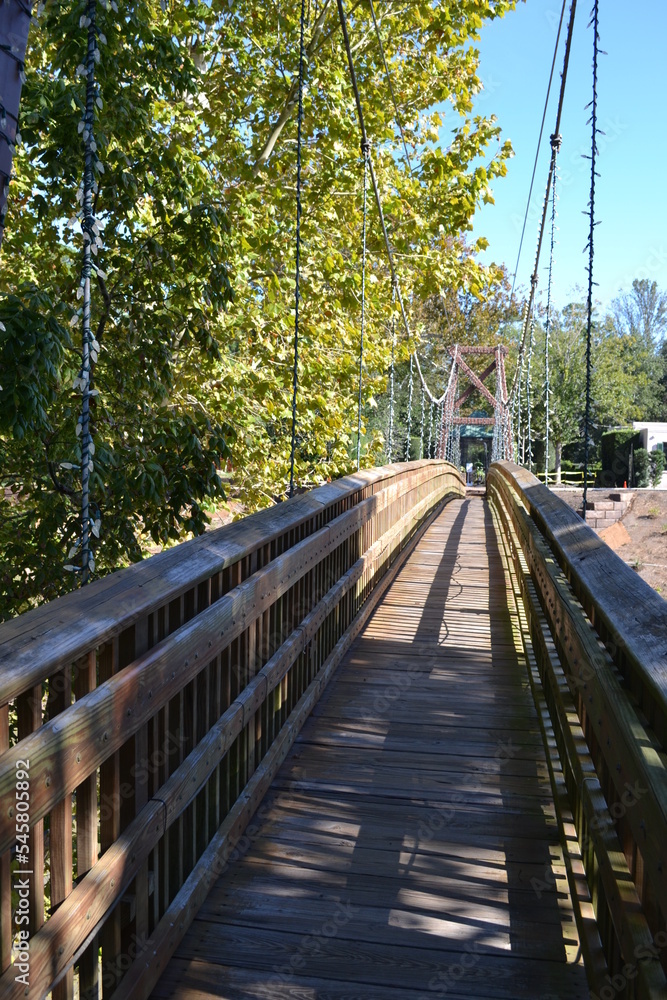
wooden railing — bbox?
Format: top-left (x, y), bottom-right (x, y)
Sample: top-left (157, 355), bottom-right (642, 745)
top-left (0, 460), bottom-right (464, 1000)
top-left (489, 461), bottom-right (667, 999)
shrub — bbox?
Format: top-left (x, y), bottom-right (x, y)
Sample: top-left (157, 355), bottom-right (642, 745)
top-left (601, 429), bottom-right (641, 487)
top-left (634, 448), bottom-right (650, 488)
top-left (409, 436), bottom-right (422, 461)
top-left (650, 449), bottom-right (666, 487)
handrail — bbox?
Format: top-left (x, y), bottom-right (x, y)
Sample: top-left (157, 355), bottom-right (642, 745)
top-left (0, 459), bottom-right (464, 1000)
top-left (492, 461), bottom-right (667, 739)
top-left (488, 461), bottom-right (667, 998)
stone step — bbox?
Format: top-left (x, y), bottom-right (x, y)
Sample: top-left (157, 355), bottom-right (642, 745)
top-left (609, 491), bottom-right (633, 502)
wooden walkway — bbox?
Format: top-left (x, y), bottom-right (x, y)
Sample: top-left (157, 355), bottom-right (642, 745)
top-left (152, 496), bottom-right (589, 1000)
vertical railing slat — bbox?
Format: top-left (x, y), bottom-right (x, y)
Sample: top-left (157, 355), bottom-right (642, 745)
top-left (99, 637), bottom-right (121, 998)
top-left (74, 651), bottom-right (99, 1000)
top-left (48, 663), bottom-right (73, 1000)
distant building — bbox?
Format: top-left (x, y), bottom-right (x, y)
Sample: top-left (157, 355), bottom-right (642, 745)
top-left (633, 422), bottom-right (667, 453)
top-left (633, 422), bottom-right (667, 488)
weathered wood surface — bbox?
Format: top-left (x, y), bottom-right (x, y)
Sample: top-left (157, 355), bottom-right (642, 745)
top-left (492, 462), bottom-right (667, 744)
top-left (489, 468), bottom-right (667, 909)
top-left (151, 496), bottom-right (588, 1000)
top-left (0, 460), bottom-right (452, 697)
top-left (490, 477), bottom-right (667, 996)
top-left (0, 463), bottom-right (464, 1000)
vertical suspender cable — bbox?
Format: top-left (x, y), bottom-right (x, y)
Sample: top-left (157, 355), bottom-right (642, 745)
top-left (368, 0), bottom-right (413, 176)
top-left (515, 342), bottom-right (523, 462)
top-left (509, 0), bottom-right (568, 309)
top-left (405, 354), bottom-right (413, 461)
top-left (356, 139), bottom-right (370, 470)
top-left (336, 0), bottom-right (414, 388)
top-left (582, 0), bottom-right (600, 516)
top-left (428, 400), bottom-right (434, 459)
top-left (509, 0), bottom-right (578, 405)
top-left (526, 307), bottom-right (535, 472)
top-left (336, 0), bottom-right (442, 411)
top-left (79, 0), bottom-right (98, 585)
top-left (289, 0), bottom-right (307, 498)
top-left (419, 385), bottom-right (425, 460)
top-left (544, 134), bottom-right (560, 484)
top-left (387, 283), bottom-right (396, 462)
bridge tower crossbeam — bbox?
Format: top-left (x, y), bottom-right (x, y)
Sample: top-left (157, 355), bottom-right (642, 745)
top-left (438, 344), bottom-right (511, 464)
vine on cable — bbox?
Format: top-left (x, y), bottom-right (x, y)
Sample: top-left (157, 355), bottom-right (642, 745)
top-left (582, 0), bottom-right (602, 515)
top-left (405, 353), bottom-right (413, 461)
top-left (64, 0), bottom-right (112, 582)
top-left (288, 0), bottom-right (307, 498)
top-left (387, 284), bottom-right (396, 463)
top-left (544, 133), bottom-right (560, 483)
top-left (356, 138), bottom-right (370, 471)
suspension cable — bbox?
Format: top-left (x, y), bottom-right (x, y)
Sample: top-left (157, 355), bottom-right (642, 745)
top-left (368, 0), bottom-right (414, 176)
top-left (526, 306), bottom-right (535, 471)
top-left (514, 346), bottom-right (523, 462)
top-left (289, 0), bottom-right (307, 498)
top-left (436, 400), bottom-right (443, 459)
top-left (427, 399), bottom-right (434, 459)
top-left (544, 134), bottom-right (560, 484)
top-left (387, 284), bottom-right (396, 462)
top-left (509, 0), bottom-right (567, 309)
top-left (442, 346), bottom-right (458, 463)
top-left (357, 138), bottom-right (370, 470)
top-left (419, 385), bottom-right (425, 459)
top-left (510, 0), bottom-right (578, 403)
top-left (78, 0), bottom-right (100, 585)
top-left (405, 354), bottom-right (414, 461)
top-left (582, 0), bottom-right (600, 516)
top-left (336, 0), bottom-right (444, 406)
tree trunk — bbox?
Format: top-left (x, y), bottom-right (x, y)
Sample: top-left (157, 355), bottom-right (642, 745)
top-left (0, 1), bottom-right (34, 247)
top-left (555, 441), bottom-right (562, 485)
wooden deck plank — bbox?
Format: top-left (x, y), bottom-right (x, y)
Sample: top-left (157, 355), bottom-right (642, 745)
top-left (151, 497), bottom-right (589, 1000)
top-left (151, 958), bottom-right (570, 1000)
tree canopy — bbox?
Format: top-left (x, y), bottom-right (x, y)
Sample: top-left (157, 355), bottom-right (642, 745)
top-left (0, 0), bottom-right (518, 618)
top-left (515, 280), bottom-right (667, 476)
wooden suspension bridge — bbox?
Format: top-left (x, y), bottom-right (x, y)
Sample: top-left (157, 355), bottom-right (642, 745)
top-left (0, 461), bottom-right (666, 1000)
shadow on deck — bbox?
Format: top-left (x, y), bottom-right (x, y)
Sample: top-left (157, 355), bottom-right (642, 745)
top-left (152, 497), bottom-right (588, 1000)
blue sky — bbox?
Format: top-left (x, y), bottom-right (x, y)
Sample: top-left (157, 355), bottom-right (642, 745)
top-left (466, 0), bottom-right (667, 312)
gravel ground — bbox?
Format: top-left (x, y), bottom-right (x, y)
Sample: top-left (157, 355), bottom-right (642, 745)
top-left (550, 487), bottom-right (667, 597)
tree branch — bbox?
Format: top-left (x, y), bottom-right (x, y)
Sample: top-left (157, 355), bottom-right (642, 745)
top-left (252, 0), bottom-right (333, 177)
top-left (96, 271), bottom-right (112, 346)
